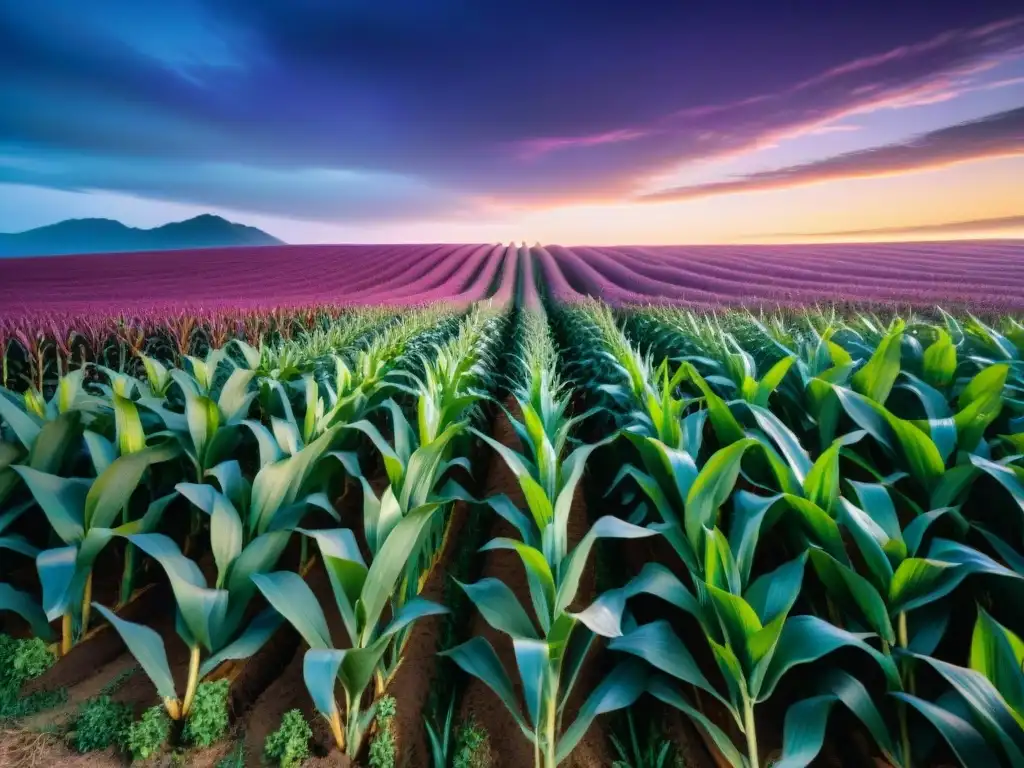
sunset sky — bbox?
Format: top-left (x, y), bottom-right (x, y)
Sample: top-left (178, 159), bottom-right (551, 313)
top-left (1, 1), bottom-right (1022, 244)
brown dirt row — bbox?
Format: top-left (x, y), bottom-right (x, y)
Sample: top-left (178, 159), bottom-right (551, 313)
top-left (386, 497), bottom-right (472, 766)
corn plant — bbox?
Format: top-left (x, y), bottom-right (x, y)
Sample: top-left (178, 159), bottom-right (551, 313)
top-left (91, 425), bottom-right (344, 720)
top-left (779, 604), bottom-right (1024, 767)
top-left (804, 480), bottom-right (1023, 766)
top-left (584, 526), bottom-right (899, 768)
top-left (253, 516), bottom-right (449, 757)
top-left (82, 389), bottom-right (172, 604)
top-left (12, 443), bottom-right (179, 653)
top-left (444, 312), bottom-right (655, 767)
top-left (0, 369), bottom-right (101, 506)
top-left (93, 527), bottom-right (285, 721)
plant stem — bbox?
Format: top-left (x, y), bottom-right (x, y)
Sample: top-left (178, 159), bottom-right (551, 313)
top-left (329, 705), bottom-right (346, 752)
top-left (61, 612), bottom-right (73, 656)
top-left (181, 645), bottom-right (202, 717)
top-left (896, 611), bottom-right (913, 767)
top-left (119, 543), bottom-right (135, 606)
top-left (743, 695), bottom-right (759, 768)
top-left (119, 504), bottom-right (134, 606)
top-left (345, 695), bottom-right (362, 757)
top-left (165, 697), bottom-right (182, 720)
top-left (81, 571), bottom-right (93, 636)
top-left (544, 698), bottom-right (558, 768)
top-left (539, 670), bottom-right (558, 768)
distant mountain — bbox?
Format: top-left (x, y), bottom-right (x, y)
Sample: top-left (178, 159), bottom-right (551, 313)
top-left (0, 214), bottom-right (283, 257)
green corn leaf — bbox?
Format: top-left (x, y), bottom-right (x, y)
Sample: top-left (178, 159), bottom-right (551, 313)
top-left (129, 533), bottom-right (227, 651)
top-left (753, 356), bottom-right (795, 407)
top-left (271, 417), bottom-right (302, 455)
top-left (84, 443), bottom-right (180, 531)
top-left (0, 582), bottom-right (54, 640)
top-left (209, 494), bottom-right (244, 584)
top-left (774, 694), bottom-right (837, 768)
top-left (704, 526), bottom-right (742, 594)
top-left (747, 405), bottom-right (811, 487)
top-left (967, 455), bottom-right (1024, 519)
top-left (480, 538), bottom-right (555, 631)
top-left (440, 637), bottom-right (531, 735)
top-left (970, 608), bottom-right (1024, 727)
top-left (683, 362), bottom-right (746, 446)
top-left (685, 437), bottom-right (757, 551)
top-left (379, 596), bottom-right (448, 638)
top-left (622, 432), bottom-right (698, 514)
top-left (706, 582), bottom-right (762, 673)
top-left (36, 544), bottom-right (77, 620)
top-left (252, 570), bottom-right (333, 649)
top-left (185, 393), bottom-right (220, 465)
top-left (573, 562), bottom-right (700, 638)
top-left (744, 553), bottom-right (806, 626)
top-left (888, 558), bottom-right (962, 614)
top-left (83, 430), bottom-right (116, 475)
top-left (834, 387), bottom-right (944, 488)
top-left (836, 497), bottom-right (897, 591)
top-left (552, 437), bottom-right (614, 559)
top-left (485, 494), bottom-right (537, 547)
top-left (400, 421), bottom-right (463, 512)
top-left (11, 466), bottom-right (88, 542)
top-left (249, 425), bottom-right (340, 535)
top-left (302, 648), bottom-right (344, 721)
top-left (758, 615), bottom-right (899, 702)
top-left (206, 460), bottom-right (250, 513)
top-left (112, 394), bottom-right (146, 456)
top-left (512, 637), bottom-right (548, 728)
top-left (647, 676), bottom-right (747, 767)
top-left (199, 606), bottom-right (283, 678)
top-left (93, 603), bottom-right (178, 701)
top-left (852, 321), bottom-right (903, 404)
top-left (923, 328), bottom-right (957, 388)
top-left (891, 692), bottom-right (1002, 767)
top-left (804, 430), bottom-right (866, 513)
top-left (808, 670), bottom-right (898, 764)
top-left (0, 390), bottom-right (42, 448)
top-left (458, 577), bottom-right (537, 639)
top-left (808, 549), bottom-right (894, 644)
top-left (955, 364), bottom-right (1009, 452)
top-left (556, 659), bottom-right (648, 762)
top-left (218, 369), bottom-right (256, 424)
top-left (904, 507), bottom-right (969, 559)
top-left (555, 516), bottom-right (655, 614)
top-left (345, 419), bottom-right (405, 486)
top-left (242, 420), bottom-right (285, 468)
top-left (730, 492), bottom-right (784, 586)
top-left (296, 528), bottom-right (366, 642)
top-left (929, 538), bottom-right (1023, 584)
top-left (359, 503), bottom-right (442, 642)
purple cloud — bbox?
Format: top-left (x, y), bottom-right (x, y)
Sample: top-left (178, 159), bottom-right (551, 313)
top-left (639, 106), bottom-right (1024, 202)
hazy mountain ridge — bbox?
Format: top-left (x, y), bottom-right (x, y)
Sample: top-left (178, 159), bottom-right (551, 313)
top-left (0, 214), bottom-right (283, 257)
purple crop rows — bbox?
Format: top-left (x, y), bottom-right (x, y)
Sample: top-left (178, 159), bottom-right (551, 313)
top-left (1, 241), bottom-right (1023, 322)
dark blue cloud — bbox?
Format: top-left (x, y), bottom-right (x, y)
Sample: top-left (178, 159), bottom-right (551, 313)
top-left (0, 1), bottom-right (1022, 220)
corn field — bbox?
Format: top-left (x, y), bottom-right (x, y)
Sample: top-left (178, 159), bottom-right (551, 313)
top-left (1, 256), bottom-right (1023, 768)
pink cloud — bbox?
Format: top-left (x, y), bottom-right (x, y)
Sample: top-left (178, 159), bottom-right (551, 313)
top-left (514, 128), bottom-right (650, 161)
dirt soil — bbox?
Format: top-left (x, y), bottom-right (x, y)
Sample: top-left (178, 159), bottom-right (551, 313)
top-left (386, 499), bottom-right (471, 767)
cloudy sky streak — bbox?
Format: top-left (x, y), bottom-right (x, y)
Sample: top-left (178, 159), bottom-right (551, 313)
top-left (0, 1), bottom-right (1022, 242)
